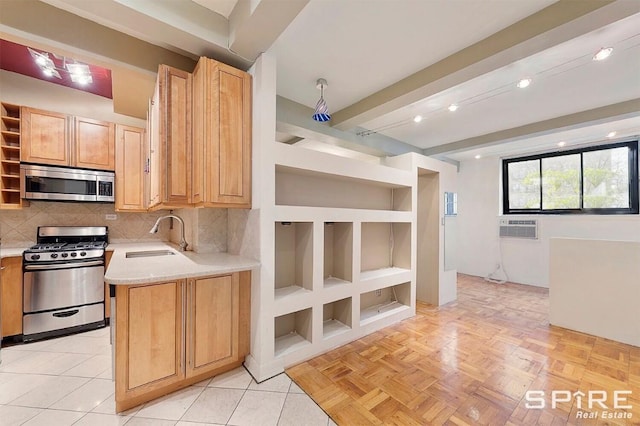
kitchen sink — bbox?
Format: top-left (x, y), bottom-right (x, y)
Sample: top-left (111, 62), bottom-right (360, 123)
top-left (125, 250), bottom-right (176, 259)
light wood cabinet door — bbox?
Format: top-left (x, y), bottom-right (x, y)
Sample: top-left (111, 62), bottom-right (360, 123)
top-left (21, 107), bottom-right (69, 166)
top-left (1, 256), bottom-right (23, 338)
top-left (186, 274), bottom-right (238, 377)
top-left (104, 251), bottom-right (113, 319)
top-left (148, 89), bottom-right (160, 208)
top-left (192, 57), bottom-right (251, 208)
top-left (115, 281), bottom-right (184, 404)
top-left (115, 125), bottom-right (145, 211)
top-left (75, 117), bottom-right (115, 170)
top-left (158, 65), bottom-right (191, 208)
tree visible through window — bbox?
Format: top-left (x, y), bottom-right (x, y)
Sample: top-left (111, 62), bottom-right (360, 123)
top-left (503, 141), bottom-right (639, 215)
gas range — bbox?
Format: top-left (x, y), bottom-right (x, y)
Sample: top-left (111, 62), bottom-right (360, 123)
top-left (23, 226), bottom-right (109, 264)
top-left (25, 241), bottom-right (107, 262)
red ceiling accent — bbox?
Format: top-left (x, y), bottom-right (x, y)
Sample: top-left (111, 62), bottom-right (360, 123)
top-left (0, 39), bottom-right (113, 99)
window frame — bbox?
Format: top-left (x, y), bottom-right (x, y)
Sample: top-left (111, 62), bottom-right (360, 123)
top-left (502, 140), bottom-right (639, 215)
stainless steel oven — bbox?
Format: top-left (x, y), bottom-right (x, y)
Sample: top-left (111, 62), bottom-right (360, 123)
top-left (22, 226), bottom-right (108, 341)
top-left (21, 164), bottom-right (114, 202)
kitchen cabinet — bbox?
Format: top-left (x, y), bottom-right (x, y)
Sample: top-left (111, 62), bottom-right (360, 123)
top-left (21, 107), bottom-right (70, 166)
top-left (115, 270), bottom-right (250, 412)
top-left (74, 117), bottom-right (115, 171)
top-left (21, 106), bottom-right (116, 171)
top-left (115, 125), bottom-right (146, 211)
top-left (1, 256), bottom-right (23, 338)
top-left (147, 65), bottom-right (192, 210)
top-left (192, 57), bottom-right (251, 208)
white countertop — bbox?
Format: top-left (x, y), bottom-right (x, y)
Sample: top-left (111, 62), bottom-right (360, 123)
top-left (0, 246), bottom-right (29, 258)
top-left (105, 242), bottom-right (259, 285)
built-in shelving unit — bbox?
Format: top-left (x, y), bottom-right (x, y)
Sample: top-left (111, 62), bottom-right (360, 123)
top-left (255, 141), bottom-right (416, 374)
top-left (0, 102), bottom-right (23, 209)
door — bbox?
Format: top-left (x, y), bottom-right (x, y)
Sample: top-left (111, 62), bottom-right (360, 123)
top-left (1, 256), bottom-right (22, 338)
top-left (207, 63), bottom-right (252, 207)
top-left (186, 274), bottom-right (238, 377)
top-left (160, 65), bottom-right (191, 207)
top-left (21, 107), bottom-right (69, 166)
top-left (116, 281), bottom-right (184, 398)
top-left (75, 117), bottom-right (115, 170)
top-left (148, 89), bottom-right (160, 208)
top-left (115, 125), bottom-right (145, 211)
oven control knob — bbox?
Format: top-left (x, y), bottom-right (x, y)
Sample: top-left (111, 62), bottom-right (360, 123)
top-left (51, 253), bottom-right (58, 259)
top-left (80, 251), bottom-right (87, 257)
top-left (61, 253), bottom-right (68, 258)
top-left (70, 252), bottom-right (77, 257)
top-left (31, 254), bottom-right (40, 260)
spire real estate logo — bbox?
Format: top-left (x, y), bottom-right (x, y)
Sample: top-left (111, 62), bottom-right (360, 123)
top-left (525, 390), bottom-right (633, 421)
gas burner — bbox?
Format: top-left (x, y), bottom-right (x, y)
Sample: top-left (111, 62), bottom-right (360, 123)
top-left (30, 243), bottom-right (68, 251)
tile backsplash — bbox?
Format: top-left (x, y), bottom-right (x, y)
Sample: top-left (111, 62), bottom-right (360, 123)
top-left (1, 201), bottom-right (171, 247)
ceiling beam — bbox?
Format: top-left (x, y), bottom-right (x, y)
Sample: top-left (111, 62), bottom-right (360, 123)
top-left (331, 0), bottom-right (638, 131)
top-left (229, 0), bottom-right (309, 63)
top-left (423, 99), bottom-right (640, 156)
top-left (277, 96), bottom-right (421, 157)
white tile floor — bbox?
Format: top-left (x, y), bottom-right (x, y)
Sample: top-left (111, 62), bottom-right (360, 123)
top-left (0, 327), bottom-right (336, 426)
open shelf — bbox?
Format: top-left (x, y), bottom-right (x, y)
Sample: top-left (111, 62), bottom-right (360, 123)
top-left (274, 308), bottom-right (312, 357)
top-left (1, 102), bottom-right (23, 208)
top-left (323, 297), bottom-right (352, 339)
top-left (360, 282), bottom-right (411, 325)
top-left (361, 222), bottom-right (411, 274)
top-left (274, 222), bottom-right (313, 300)
top-left (324, 222), bottom-right (353, 288)
top-left (276, 165), bottom-right (411, 211)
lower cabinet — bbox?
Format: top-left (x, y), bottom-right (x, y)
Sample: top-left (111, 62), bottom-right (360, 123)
top-left (115, 271), bottom-right (250, 412)
top-left (1, 256), bottom-right (23, 339)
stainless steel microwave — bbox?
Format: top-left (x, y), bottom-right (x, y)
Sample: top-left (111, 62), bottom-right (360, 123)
top-left (21, 164), bottom-right (115, 202)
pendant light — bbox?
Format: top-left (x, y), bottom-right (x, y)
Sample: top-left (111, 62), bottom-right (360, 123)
top-left (312, 78), bottom-right (331, 122)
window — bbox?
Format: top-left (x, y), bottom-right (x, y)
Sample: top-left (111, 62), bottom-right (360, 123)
top-left (503, 141), bottom-right (639, 215)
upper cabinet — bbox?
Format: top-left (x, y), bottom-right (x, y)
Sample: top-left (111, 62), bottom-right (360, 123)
top-left (21, 107), bottom-right (70, 166)
top-left (147, 65), bottom-right (192, 210)
top-left (75, 117), bottom-right (115, 171)
top-left (115, 124), bottom-right (146, 212)
top-left (21, 107), bottom-right (115, 171)
top-left (192, 57), bottom-right (251, 208)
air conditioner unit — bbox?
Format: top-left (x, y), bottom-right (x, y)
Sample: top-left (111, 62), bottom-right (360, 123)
top-left (499, 218), bottom-right (538, 239)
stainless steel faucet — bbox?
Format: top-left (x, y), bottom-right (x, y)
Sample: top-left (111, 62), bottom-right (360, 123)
top-left (149, 214), bottom-right (188, 251)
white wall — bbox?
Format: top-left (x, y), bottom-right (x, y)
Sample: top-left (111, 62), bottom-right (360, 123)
top-left (457, 156), bottom-right (640, 287)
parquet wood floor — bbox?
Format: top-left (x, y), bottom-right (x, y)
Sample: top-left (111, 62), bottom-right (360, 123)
top-left (287, 274), bottom-right (640, 425)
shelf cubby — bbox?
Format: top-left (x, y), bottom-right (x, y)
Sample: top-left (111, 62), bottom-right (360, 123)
top-left (323, 297), bottom-right (352, 339)
top-left (274, 308), bottom-right (312, 357)
top-left (324, 222), bottom-right (353, 288)
top-left (360, 222), bottom-right (412, 279)
top-left (360, 282), bottom-right (411, 325)
top-left (276, 165), bottom-right (411, 211)
top-left (274, 222), bottom-right (313, 300)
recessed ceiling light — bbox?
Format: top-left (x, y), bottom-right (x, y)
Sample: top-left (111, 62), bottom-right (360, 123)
top-left (413, 115), bottom-right (423, 123)
top-left (557, 141), bottom-right (566, 147)
top-left (607, 131), bottom-right (617, 138)
top-left (474, 154), bottom-right (482, 159)
top-left (517, 78), bottom-right (532, 89)
top-left (448, 104), bottom-right (458, 112)
top-left (593, 47), bottom-right (613, 61)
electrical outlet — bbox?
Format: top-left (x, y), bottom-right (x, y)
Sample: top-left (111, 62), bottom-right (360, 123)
top-left (105, 214), bottom-right (118, 221)
top-left (375, 289), bottom-right (382, 297)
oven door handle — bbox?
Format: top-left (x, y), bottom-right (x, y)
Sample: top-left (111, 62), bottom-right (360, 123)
top-left (24, 260), bottom-right (104, 271)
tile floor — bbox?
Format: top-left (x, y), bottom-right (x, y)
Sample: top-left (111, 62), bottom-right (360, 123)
top-left (0, 327), bottom-right (335, 426)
